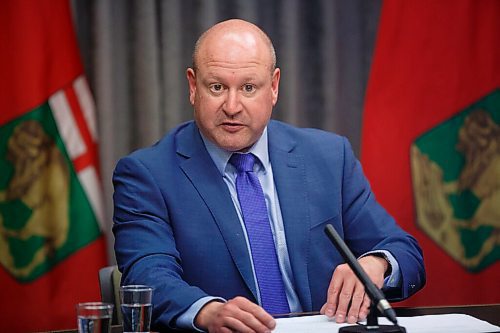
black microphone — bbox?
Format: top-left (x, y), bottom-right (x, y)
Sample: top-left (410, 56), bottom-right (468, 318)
top-left (324, 224), bottom-right (399, 325)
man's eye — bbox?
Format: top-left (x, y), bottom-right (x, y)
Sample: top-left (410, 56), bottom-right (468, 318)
top-left (209, 84), bottom-right (224, 93)
top-left (243, 84), bottom-right (255, 93)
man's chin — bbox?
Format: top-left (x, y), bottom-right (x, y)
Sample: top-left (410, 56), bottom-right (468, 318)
top-left (224, 145), bottom-right (252, 153)
top-left (207, 132), bottom-right (253, 152)
top-left (217, 140), bottom-right (253, 153)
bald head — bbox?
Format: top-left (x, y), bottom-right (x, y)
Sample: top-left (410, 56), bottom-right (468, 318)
top-left (192, 19), bottom-right (276, 73)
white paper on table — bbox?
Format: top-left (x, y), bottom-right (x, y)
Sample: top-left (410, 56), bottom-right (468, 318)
top-left (273, 314), bottom-right (500, 333)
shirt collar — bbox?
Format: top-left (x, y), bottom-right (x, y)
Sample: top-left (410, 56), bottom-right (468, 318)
top-left (201, 127), bottom-right (270, 175)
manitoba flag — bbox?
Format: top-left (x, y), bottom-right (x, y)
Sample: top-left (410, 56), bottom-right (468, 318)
top-left (0, 1), bottom-right (107, 331)
top-left (362, 1), bottom-right (499, 306)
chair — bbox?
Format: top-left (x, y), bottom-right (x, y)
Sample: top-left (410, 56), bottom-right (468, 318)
top-left (98, 265), bottom-right (123, 325)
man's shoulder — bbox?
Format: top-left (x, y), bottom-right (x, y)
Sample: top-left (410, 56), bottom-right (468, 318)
top-left (117, 121), bottom-right (196, 165)
top-left (268, 120), bottom-right (345, 147)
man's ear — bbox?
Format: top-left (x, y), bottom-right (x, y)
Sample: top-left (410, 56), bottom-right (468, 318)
top-left (186, 68), bottom-right (197, 105)
top-left (271, 68), bottom-right (280, 106)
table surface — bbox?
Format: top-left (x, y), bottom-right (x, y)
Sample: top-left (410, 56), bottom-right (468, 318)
top-left (51, 303), bottom-right (500, 332)
top-left (394, 303), bottom-right (500, 327)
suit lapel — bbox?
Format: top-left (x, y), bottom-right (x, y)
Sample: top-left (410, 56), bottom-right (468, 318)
top-left (268, 122), bottom-right (313, 311)
top-left (176, 123), bottom-right (258, 299)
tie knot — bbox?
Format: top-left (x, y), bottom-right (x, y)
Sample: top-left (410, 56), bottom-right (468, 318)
top-left (229, 153), bottom-right (255, 173)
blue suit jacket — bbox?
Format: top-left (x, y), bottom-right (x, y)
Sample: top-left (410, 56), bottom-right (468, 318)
top-left (113, 120), bottom-right (425, 330)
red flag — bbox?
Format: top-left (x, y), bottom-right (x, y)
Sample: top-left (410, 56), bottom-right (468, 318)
top-left (362, 0), bottom-right (500, 306)
top-left (0, 1), bottom-right (107, 331)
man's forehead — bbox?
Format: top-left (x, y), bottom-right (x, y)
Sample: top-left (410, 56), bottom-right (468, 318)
top-left (195, 59), bottom-right (271, 78)
top-left (201, 50), bottom-right (263, 65)
top-left (195, 23), bottom-right (274, 68)
top-left (200, 31), bottom-right (260, 58)
top-left (201, 67), bottom-right (261, 80)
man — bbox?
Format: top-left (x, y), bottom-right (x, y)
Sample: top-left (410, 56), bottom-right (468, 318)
top-left (113, 19), bottom-right (425, 332)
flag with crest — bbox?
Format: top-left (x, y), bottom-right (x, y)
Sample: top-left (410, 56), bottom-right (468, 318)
top-left (362, 0), bottom-right (499, 306)
top-left (0, 0), bottom-right (107, 331)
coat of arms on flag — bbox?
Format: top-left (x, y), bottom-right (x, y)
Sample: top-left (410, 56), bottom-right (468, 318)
top-left (0, 77), bottom-right (104, 282)
top-left (411, 90), bottom-right (500, 272)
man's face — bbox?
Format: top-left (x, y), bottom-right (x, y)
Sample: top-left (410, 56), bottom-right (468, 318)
top-left (187, 31), bottom-right (280, 152)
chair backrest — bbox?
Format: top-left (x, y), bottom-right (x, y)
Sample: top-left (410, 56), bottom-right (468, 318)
top-left (98, 265), bottom-right (123, 325)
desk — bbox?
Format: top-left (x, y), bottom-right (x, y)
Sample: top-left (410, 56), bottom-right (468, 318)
top-left (394, 303), bottom-right (500, 327)
top-left (50, 304), bottom-right (500, 332)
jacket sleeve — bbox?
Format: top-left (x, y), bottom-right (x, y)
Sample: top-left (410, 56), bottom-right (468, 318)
top-left (339, 137), bottom-right (426, 300)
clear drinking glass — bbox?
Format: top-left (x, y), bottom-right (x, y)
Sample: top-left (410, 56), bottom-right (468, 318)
top-left (120, 285), bottom-right (153, 332)
top-left (76, 302), bottom-right (113, 333)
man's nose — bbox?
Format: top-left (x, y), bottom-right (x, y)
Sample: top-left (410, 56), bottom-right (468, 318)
top-left (223, 89), bottom-right (242, 115)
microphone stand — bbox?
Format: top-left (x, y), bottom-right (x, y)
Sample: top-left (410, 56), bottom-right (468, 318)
top-left (324, 224), bottom-right (406, 333)
top-left (338, 303), bottom-right (405, 332)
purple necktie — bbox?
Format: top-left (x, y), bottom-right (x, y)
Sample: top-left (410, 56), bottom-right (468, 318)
top-left (229, 153), bottom-right (290, 314)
